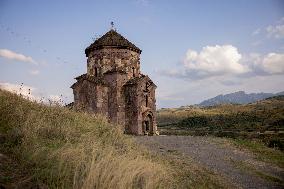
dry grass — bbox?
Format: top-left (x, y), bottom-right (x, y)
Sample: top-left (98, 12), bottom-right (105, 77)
top-left (158, 98), bottom-right (284, 127)
top-left (158, 97), bottom-right (284, 151)
top-left (0, 89), bottom-right (171, 189)
top-left (229, 138), bottom-right (284, 168)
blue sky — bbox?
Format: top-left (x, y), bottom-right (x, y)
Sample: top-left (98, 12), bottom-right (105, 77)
top-left (0, 0), bottom-right (283, 108)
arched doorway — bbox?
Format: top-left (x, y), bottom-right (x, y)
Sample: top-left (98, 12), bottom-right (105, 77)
top-left (142, 113), bottom-right (153, 135)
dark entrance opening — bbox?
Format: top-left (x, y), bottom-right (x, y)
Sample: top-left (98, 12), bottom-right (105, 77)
top-left (145, 121), bottom-right (149, 132)
top-left (142, 114), bottom-right (153, 135)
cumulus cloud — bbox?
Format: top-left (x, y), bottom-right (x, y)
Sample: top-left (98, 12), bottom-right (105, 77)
top-left (0, 49), bottom-right (38, 65)
top-left (245, 53), bottom-right (284, 75)
top-left (0, 82), bottom-right (39, 101)
top-left (161, 45), bottom-right (284, 81)
top-left (185, 45), bottom-right (248, 74)
top-left (163, 45), bottom-right (250, 79)
top-left (265, 17), bottom-right (284, 39)
top-left (260, 53), bottom-right (284, 74)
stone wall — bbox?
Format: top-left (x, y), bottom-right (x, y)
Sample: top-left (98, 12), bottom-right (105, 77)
top-left (73, 79), bottom-right (109, 117)
top-left (136, 78), bottom-right (157, 135)
top-left (124, 84), bottom-right (139, 134)
top-left (72, 46), bottom-right (158, 135)
top-left (87, 48), bottom-right (140, 79)
top-left (104, 72), bottom-right (128, 126)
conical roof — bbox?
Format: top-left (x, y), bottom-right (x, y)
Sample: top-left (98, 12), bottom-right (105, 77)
top-left (85, 29), bottom-right (142, 56)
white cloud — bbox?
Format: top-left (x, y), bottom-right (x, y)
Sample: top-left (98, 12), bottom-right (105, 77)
top-left (164, 45), bottom-right (249, 79)
top-left (157, 72), bottom-right (284, 108)
top-left (245, 53), bottom-right (284, 75)
top-left (251, 17), bottom-right (284, 40)
top-left (29, 70), bottom-right (40, 75)
top-left (0, 82), bottom-right (40, 101)
top-left (266, 24), bottom-right (284, 39)
top-left (48, 95), bottom-right (62, 102)
top-left (0, 49), bottom-right (38, 65)
top-left (161, 45), bottom-right (284, 81)
top-left (184, 45), bottom-right (248, 74)
top-left (261, 53), bottom-right (284, 74)
top-left (0, 82), bottom-right (66, 105)
top-left (266, 17), bottom-right (284, 39)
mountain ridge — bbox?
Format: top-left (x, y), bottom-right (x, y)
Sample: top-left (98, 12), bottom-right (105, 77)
top-left (198, 91), bottom-right (284, 107)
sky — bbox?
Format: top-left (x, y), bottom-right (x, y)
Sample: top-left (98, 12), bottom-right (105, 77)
top-left (0, 0), bottom-right (283, 108)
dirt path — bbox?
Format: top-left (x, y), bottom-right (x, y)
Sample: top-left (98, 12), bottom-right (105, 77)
top-left (135, 136), bottom-right (284, 189)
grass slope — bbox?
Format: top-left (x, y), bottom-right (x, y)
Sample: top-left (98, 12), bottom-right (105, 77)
top-left (0, 90), bottom-right (170, 189)
top-left (158, 97), bottom-right (284, 168)
top-left (158, 96), bottom-right (284, 147)
top-left (158, 96), bottom-right (284, 130)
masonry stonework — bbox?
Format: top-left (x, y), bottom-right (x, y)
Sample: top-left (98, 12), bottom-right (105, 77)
top-left (71, 29), bottom-right (158, 135)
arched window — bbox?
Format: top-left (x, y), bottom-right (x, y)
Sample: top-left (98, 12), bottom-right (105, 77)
top-left (146, 95), bottom-right (148, 107)
top-left (132, 67), bottom-right (135, 77)
top-left (95, 67), bottom-right (98, 77)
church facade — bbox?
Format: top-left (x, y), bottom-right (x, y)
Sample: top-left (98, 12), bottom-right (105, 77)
top-left (71, 28), bottom-right (158, 135)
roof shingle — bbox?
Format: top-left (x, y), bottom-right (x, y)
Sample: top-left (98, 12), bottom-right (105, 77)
top-left (85, 29), bottom-right (142, 56)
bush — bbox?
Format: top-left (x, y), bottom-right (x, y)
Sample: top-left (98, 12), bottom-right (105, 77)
top-left (267, 139), bottom-right (284, 151)
top-left (178, 116), bottom-right (208, 128)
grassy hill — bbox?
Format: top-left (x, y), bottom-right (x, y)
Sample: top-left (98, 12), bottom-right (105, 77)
top-left (0, 89), bottom-right (172, 188)
top-left (158, 96), bottom-right (284, 150)
top-left (1, 90), bottom-right (283, 188)
top-left (0, 89), bottom-right (232, 189)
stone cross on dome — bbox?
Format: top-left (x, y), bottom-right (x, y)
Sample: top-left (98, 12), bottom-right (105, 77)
top-left (110, 21), bottom-right (115, 30)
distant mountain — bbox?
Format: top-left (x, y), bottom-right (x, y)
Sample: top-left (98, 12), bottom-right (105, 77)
top-left (276, 91), bottom-right (284, 96)
top-left (198, 91), bottom-right (284, 107)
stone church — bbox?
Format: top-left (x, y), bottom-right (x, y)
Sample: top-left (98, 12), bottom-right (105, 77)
top-left (71, 28), bottom-right (158, 135)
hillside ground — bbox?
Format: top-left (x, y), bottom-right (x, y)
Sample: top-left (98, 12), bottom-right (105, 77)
top-left (0, 89), bottom-right (230, 189)
top-left (1, 90), bottom-right (283, 188)
top-left (158, 96), bottom-right (284, 151)
top-left (0, 90), bottom-right (170, 189)
top-left (136, 135), bottom-right (284, 189)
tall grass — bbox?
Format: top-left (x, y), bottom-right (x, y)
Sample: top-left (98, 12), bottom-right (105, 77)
top-left (0, 89), bottom-right (170, 188)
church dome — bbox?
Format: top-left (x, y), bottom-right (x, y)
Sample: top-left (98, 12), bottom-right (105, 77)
top-left (85, 29), bottom-right (142, 56)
